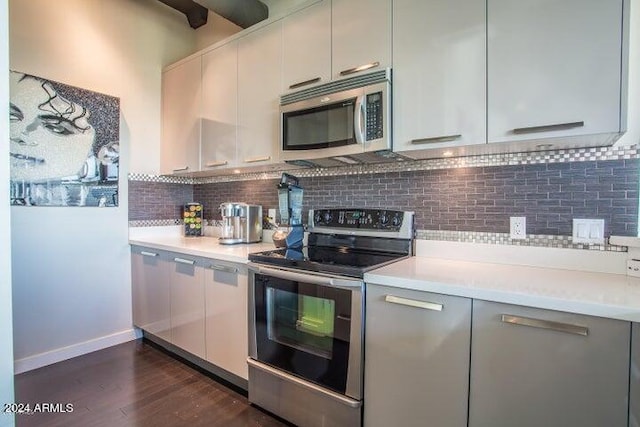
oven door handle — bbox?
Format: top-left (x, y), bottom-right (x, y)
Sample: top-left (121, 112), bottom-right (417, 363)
top-left (248, 263), bottom-right (362, 288)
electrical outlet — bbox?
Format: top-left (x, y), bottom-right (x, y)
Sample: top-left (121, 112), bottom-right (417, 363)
top-left (510, 216), bottom-right (526, 239)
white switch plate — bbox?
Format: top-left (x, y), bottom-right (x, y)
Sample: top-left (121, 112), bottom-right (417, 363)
top-left (572, 219), bottom-right (605, 244)
top-left (510, 217), bottom-right (526, 239)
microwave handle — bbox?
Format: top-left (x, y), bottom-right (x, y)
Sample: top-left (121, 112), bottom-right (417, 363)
top-left (354, 95), bottom-right (365, 144)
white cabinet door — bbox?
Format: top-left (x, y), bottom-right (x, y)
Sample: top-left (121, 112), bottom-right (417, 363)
top-left (331, 0), bottom-right (391, 80)
top-left (282, 0), bottom-right (331, 92)
top-left (131, 247), bottom-right (171, 342)
top-left (488, 0), bottom-right (624, 143)
top-left (237, 23), bottom-right (282, 168)
top-left (204, 261), bottom-right (249, 380)
top-left (469, 300), bottom-right (629, 427)
top-left (365, 285), bottom-right (471, 427)
top-left (201, 41), bottom-right (238, 172)
top-left (169, 254), bottom-right (205, 359)
top-left (393, 0), bottom-right (486, 156)
top-left (160, 56), bottom-right (201, 175)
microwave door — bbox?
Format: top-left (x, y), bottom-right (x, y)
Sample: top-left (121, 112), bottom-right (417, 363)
top-left (280, 87), bottom-right (366, 162)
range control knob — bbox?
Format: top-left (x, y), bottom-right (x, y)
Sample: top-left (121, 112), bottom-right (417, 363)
top-left (379, 211), bottom-right (389, 226)
top-left (323, 210), bottom-right (333, 224)
top-left (314, 211), bottom-right (322, 224)
top-left (392, 215), bottom-right (401, 227)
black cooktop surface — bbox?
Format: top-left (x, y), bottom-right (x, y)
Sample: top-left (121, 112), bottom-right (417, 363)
top-left (248, 245), bottom-right (408, 278)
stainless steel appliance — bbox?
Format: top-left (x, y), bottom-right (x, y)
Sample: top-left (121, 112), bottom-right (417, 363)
top-left (280, 69), bottom-right (402, 168)
top-left (248, 208), bottom-right (414, 427)
top-left (219, 202), bottom-right (262, 244)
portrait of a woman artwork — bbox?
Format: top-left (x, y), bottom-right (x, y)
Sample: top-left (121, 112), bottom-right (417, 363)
top-left (9, 71), bottom-right (120, 207)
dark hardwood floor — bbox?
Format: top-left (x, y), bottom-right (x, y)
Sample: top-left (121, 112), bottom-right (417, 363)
top-left (14, 339), bottom-right (287, 427)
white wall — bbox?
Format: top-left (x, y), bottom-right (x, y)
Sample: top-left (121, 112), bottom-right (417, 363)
top-left (195, 10), bottom-right (242, 51)
top-left (9, 0), bottom-right (198, 372)
top-left (0, 0), bottom-right (14, 423)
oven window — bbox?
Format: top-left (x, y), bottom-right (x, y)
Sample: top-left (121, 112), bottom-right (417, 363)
top-left (283, 99), bottom-right (356, 150)
top-left (253, 273), bottom-right (356, 394)
top-left (266, 288), bottom-right (336, 359)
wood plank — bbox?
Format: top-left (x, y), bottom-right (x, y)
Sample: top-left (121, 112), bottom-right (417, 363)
top-left (14, 339), bottom-right (288, 427)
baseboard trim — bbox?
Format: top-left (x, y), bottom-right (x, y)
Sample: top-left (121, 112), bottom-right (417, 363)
top-left (14, 328), bottom-right (142, 374)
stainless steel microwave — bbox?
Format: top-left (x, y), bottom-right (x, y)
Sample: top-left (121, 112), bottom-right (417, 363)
top-left (279, 69), bottom-right (391, 166)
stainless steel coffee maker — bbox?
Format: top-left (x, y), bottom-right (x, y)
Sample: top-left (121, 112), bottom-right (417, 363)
top-left (219, 203), bottom-right (263, 245)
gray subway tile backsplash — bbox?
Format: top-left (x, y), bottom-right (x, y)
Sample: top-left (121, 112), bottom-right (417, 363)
top-left (128, 145), bottom-right (639, 249)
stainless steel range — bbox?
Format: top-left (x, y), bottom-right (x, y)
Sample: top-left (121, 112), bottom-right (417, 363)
top-left (247, 208), bottom-right (414, 427)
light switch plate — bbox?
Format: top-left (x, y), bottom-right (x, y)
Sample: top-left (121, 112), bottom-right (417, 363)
top-left (572, 219), bottom-right (605, 244)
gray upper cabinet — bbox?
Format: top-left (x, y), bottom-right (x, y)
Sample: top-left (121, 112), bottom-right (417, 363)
top-left (469, 300), bottom-right (630, 427)
top-left (237, 22), bottom-right (283, 168)
top-left (282, 0), bottom-right (331, 92)
top-left (201, 41), bottom-right (238, 172)
top-left (331, 0), bottom-right (391, 80)
top-left (393, 0), bottom-right (486, 158)
top-left (487, 0), bottom-right (626, 145)
top-left (365, 285), bottom-right (471, 427)
top-left (160, 56), bottom-right (201, 175)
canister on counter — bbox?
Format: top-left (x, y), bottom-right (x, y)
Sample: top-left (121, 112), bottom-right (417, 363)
top-left (183, 203), bottom-right (203, 236)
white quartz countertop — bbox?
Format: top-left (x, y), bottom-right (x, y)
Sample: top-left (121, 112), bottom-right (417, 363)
top-left (129, 234), bottom-right (275, 264)
top-left (364, 257), bottom-right (640, 322)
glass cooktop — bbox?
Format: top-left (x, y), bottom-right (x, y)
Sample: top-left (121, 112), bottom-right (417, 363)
top-left (248, 245), bottom-right (409, 279)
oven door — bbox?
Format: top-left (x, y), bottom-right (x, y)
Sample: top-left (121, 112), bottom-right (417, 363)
top-left (248, 263), bottom-right (364, 400)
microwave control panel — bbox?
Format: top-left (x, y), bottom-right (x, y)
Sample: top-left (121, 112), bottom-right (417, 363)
top-left (312, 209), bottom-right (403, 231)
top-left (365, 92), bottom-right (383, 141)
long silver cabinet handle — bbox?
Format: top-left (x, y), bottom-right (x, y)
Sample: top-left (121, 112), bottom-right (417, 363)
top-left (500, 314), bottom-right (588, 336)
top-left (411, 134), bottom-right (462, 145)
top-left (173, 257), bottom-right (195, 265)
top-left (172, 166), bottom-right (189, 172)
top-left (289, 77), bottom-right (321, 90)
top-left (512, 121), bottom-right (584, 135)
top-left (205, 160), bottom-right (228, 168)
top-left (340, 61), bottom-right (380, 76)
top-left (209, 264), bottom-right (238, 274)
top-left (248, 263), bottom-right (362, 288)
top-left (244, 156), bottom-right (271, 164)
top-left (140, 251), bottom-right (158, 257)
top-left (247, 358), bottom-right (361, 408)
top-left (385, 295), bottom-right (443, 311)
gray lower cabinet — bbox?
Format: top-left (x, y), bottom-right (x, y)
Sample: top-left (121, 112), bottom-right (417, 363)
top-left (204, 260), bottom-right (249, 380)
top-left (131, 246), bottom-right (171, 342)
top-left (364, 285), bottom-right (471, 427)
top-left (168, 253), bottom-right (205, 359)
top-left (632, 322), bottom-right (640, 427)
top-left (469, 300), bottom-right (630, 427)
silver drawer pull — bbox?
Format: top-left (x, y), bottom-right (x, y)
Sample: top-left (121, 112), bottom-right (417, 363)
top-left (173, 257), bottom-right (195, 265)
top-left (172, 166), bottom-right (189, 172)
top-left (205, 160), bottom-right (228, 168)
top-left (289, 77), bottom-right (321, 90)
top-left (501, 314), bottom-right (588, 336)
top-left (209, 264), bottom-right (238, 274)
top-left (385, 295), bottom-right (443, 311)
top-left (140, 251), bottom-right (158, 257)
top-left (244, 156), bottom-right (271, 164)
top-left (411, 134), bottom-right (462, 145)
top-left (512, 121), bottom-right (584, 135)
top-left (340, 61), bottom-right (380, 76)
